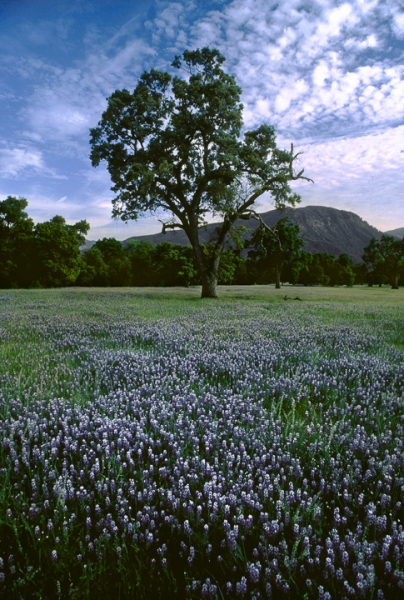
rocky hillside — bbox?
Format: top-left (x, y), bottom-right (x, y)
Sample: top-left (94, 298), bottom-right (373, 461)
top-left (123, 206), bottom-right (384, 264)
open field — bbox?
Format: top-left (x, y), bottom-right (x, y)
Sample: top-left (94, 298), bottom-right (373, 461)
top-left (0, 286), bottom-right (403, 598)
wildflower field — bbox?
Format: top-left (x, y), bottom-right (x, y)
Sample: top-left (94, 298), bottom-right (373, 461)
top-left (0, 286), bottom-right (403, 599)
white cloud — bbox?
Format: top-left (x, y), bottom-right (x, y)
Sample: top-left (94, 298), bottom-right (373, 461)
top-left (312, 62), bottom-right (331, 88)
top-left (286, 125), bottom-right (404, 230)
top-left (165, 0), bottom-right (403, 138)
top-left (146, 0), bottom-right (199, 52)
top-left (9, 0), bottom-right (403, 154)
top-left (274, 79), bottom-right (309, 113)
top-left (293, 126), bottom-right (404, 184)
top-left (0, 145), bottom-right (65, 179)
top-left (0, 147), bottom-right (42, 177)
top-left (392, 11), bottom-right (404, 38)
top-left (0, 189), bottom-right (91, 226)
top-left (9, 35), bottom-right (156, 149)
top-left (27, 94), bottom-right (90, 140)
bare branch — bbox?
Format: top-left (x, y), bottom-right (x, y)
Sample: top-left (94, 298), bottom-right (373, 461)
top-left (292, 169), bottom-right (313, 183)
top-left (158, 218), bottom-right (185, 234)
top-left (239, 209), bottom-right (277, 235)
top-left (241, 209), bottom-right (284, 257)
top-left (289, 144), bottom-right (314, 183)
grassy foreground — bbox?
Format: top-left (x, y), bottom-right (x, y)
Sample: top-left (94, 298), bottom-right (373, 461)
top-left (0, 286), bottom-right (403, 599)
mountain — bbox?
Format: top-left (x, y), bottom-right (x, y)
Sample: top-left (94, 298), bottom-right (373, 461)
top-left (80, 239), bottom-right (97, 253)
top-left (122, 206), bottom-right (383, 264)
top-left (384, 227), bottom-right (404, 239)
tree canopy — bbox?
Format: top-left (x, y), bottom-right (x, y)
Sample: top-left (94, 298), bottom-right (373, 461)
top-left (249, 217), bottom-right (304, 288)
top-left (0, 198), bottom-right (89, 289)
top-left (33, 216), bottom-right (90, 287)
top-left (363, 235), bottom-right (404, 289)
top-left (90, 47), bottom-right (311, 297)
top-left (0, 196), bottom-right (34, 288)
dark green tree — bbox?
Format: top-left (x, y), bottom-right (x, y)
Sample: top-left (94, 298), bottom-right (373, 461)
top-left (214, 224), bottom-right (247, 285)
top-left (77, 246), bottom-right (109, 286)
top-left (215, 248), bottom-right (238, 284)
top-left (352, 262), bottom-right (369, 286)
top-left (363, 235), bottom-right (404, 289)
top-left (92, 238), bottom-right (132, 286)
top-left (309, 253), bottom-right (355, 287)
top-left (248, 217), bottom-right (304, 288)
top-left (154, 242), bottom-right (197, 287)
top-left (297, 252), bottom-right (327, 286)
top-left (125, 240), bottom-right (157, 286)
top-left (0, 196), bottom-right (35, 288)
top-left (90, 48), bottom-right (311, 298)
top-left (336, 253), bottom-right (355, 286)
top-left (125, 240), bottom-right (198, 287)
top-left (34, 216), bottom-right (89, 287)
top-left (317, 254), bottom-right (337, 286)
top-left (362, 237), bottom-right (386, 287)
top-left (125, 240), bottom-right (157, 287)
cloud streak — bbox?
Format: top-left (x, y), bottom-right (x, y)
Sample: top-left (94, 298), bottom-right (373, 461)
top-left (0, 144), bottom-right (66, 179)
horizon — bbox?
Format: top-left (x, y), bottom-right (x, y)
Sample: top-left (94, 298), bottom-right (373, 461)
top-left (1, 0), bottom-right (403, 239)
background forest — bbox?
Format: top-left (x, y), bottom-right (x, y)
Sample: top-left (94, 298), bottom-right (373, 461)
top-left (1, 196), bottom-right (403, 290)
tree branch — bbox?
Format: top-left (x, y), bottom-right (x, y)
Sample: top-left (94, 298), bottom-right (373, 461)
top-left (241, 209), bottom-right (284, 257)
top-left (289, 144), bottom-right (314, 183)
top-left (158, 218), bottom-right (185, 233)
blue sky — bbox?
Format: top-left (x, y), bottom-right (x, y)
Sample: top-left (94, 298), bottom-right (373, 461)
top-left (1, 0), bottom-right (403, 240)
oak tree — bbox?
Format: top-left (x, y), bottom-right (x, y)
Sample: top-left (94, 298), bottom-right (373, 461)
top-left (90, 48), bottom-right (311, 297)
top-left (363, 235), bottom-right (404, 289)
top-left (249, 217), bottom-right (303, 288)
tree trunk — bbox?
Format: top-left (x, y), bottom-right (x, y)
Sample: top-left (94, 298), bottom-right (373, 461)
top-left (201, 270), bottom-right (218, 298)
top-left (392, 274), bottom-right (399, 289)
top-left (188, 215), bottom-right (232, 298)
top-left (192, 243), bottom-right (221, 298)
top-left (275, 267), bottom-right (281, 289)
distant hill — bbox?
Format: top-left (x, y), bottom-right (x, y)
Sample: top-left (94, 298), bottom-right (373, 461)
top-left (80, 239), bottom-right (97, 253)
top-left (384, 227), bottom-right (404, 239)
top-left (121, 206), bottom-right (383, 264)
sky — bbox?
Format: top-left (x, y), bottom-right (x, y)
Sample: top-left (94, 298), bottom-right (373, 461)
top-left (0, 0), bottom-right (403, 240)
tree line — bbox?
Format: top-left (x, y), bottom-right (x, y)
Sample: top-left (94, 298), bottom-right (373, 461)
top-left (1, 195), bottom-right (403, 289)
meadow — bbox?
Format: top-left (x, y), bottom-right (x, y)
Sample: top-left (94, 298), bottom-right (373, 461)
top-left (0, 286), bottom-right (403, 599)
